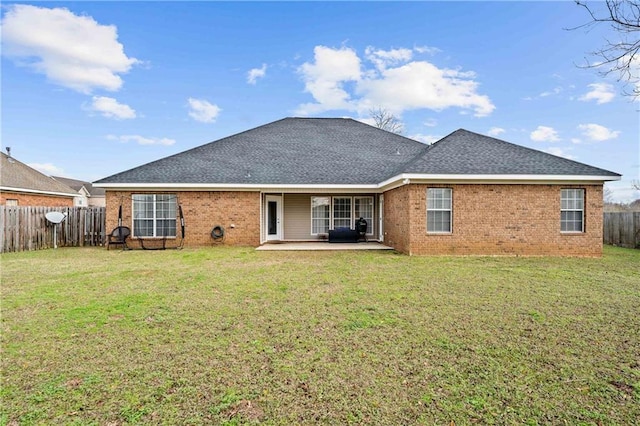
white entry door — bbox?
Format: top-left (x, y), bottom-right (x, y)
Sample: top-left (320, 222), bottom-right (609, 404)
top-left (265, 195), bottom-right (283, 241)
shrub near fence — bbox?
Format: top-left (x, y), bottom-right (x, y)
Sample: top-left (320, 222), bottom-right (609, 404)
top-left (603, 212), bottom-right (640, 249)
top-left (0, 206), bottom-right (106, 253)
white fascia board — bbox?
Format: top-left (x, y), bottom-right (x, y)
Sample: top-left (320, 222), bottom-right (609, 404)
top-left (378, 173), bottom-right (621, 190)
top-left (94, 183), bottom-right (380, 193)
top-left (95, 173), bottom-right (621, 193)
top-left (0, 186), bottom-right (77, 198)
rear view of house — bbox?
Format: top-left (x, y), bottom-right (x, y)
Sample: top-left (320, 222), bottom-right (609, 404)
top-left (94, 118), bottom-right (620, 256)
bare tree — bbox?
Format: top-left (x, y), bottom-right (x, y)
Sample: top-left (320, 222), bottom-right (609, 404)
top-left (369, 107), bottom-right (404, 134)
top-left (604, 185), bottom-right (615, 203)
top-left (573, 0), bottom-right (640, 98)
top-left (632, 179), bottom-right (640, 190)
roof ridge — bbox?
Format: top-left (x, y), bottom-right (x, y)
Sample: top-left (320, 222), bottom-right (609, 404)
top-left (381, 129), bottom-right (461, 179)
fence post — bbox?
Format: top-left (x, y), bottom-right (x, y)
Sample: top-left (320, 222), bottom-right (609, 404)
top-left (0, 206), bottom-right (106, 253)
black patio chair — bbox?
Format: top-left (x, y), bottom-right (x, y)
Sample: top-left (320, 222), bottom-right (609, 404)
top-left (356, 217), bottom-right (368, 242)
top-left (107, 226), bottom-right (130, 250)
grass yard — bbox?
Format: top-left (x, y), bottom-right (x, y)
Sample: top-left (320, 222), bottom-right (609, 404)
top-left (1, 246), bottom-right (639, 425)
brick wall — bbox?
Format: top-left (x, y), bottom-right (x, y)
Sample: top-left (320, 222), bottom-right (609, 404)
top-left (382, 185), bottom-right (411, 253)
top-left (0, 191), bottom-right (74, 207)
top-left (383, 183), bottom-right (603, 257)
top-left (105, 191), bottom-right (261, 248)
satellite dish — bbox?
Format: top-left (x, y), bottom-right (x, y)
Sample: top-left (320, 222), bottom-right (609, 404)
top-left (45, 211), bottom-right (67, 249)
top-left (45, 211), bottom-right (66, 224)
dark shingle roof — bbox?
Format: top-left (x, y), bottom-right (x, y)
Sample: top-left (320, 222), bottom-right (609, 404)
top-left (95, 118), bottom-right (429, 185)
top-left (95, 118), bottom-right (620, 186)
top-left (0, 152), bottom-right (77, 196)
top-left (403, 129), bottom-right (621, 177)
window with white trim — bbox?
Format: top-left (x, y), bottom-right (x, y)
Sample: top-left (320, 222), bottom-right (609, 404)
top-left (427, 188), bottom-right (452, 233)
top-left (311, 196), bottom-right (330, 235)
top-left (333, 197), bottom-right (352, 229)
top-left (132, 194), bottom-right (177, 237)
top-left (5, 199), bottom-right (18, 206)
top-left (354, 196), bottom-right (374, 235)
top-left (561, 189), bottom-right (584, 232)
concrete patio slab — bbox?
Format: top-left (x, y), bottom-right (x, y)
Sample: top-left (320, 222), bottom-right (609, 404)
top-left (256, 242), bottom-right (394, 251)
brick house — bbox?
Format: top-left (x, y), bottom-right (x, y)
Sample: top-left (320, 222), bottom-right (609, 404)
top-left (1, 151), bottom-right (77, 207)
top-left (52, 176), bottom-right (106, 207)
top-left (94, 118), bottom-right (620, 256)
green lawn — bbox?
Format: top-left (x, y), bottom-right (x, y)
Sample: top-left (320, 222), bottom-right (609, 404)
top-left (1, 246), bottom-right (639, 425)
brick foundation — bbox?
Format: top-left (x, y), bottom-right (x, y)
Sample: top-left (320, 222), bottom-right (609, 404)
top-left (383, 184), bottom-right (603, 257)
top-left (105, 191), bottom-right (261, 248)
top-left (0, 192), bottom-right (74, 207)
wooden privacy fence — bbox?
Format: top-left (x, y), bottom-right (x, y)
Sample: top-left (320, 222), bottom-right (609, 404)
top-left (1, 206), bottom-right (106, 253)
top-left (603, 212), bottom-right (640, 249)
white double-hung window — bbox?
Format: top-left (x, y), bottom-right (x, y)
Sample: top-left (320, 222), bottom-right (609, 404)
top-left (427, 188), bottom-right (452, 233)
top-left (333, 197), bottom-right (352, 229)
top-left (560, 189), bottom-right (585, 232)
top-left (311, 196), bottom-right (331, 234)
top-left (354, 196), bottom-right (374, 235)
top-left (132, 194), bottom-right (177, 237)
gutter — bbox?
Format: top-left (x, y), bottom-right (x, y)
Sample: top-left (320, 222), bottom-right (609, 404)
top-left (94, 173), bottom-right (621, 193)
top-left (0, 186), bottom-right (78, 198)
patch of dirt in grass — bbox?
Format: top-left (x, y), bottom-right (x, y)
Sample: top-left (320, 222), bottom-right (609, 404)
top-left (222, 399), bottom-right (265, 422)
top-left (64, 378), bottom-right (83, 390)
top-left (609, 380), bottom-right (636, 397)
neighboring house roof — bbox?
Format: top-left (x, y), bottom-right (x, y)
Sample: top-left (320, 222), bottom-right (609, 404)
top-left (0, 152), bottom-right (77, 197)
top-left (52, 176), bottom-right (106, 197)
top-left (95, 117), bottom-right (621, 188)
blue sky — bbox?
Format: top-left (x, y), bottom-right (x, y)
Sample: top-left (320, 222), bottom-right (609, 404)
top-left (2, 1), bottom-right (638, 201)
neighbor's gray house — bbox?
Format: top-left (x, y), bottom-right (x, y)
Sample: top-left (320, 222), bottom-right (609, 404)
top-left (94, 118), bottom-right (620, 256)
top-left (52, 176), bottom-right (106, 207)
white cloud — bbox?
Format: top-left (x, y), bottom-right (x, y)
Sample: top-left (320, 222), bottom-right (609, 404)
top-left (187, 98), bottom-right (221, 123)
top-left (577, 123), bottom-right (620, 141)
top-left (539, 87), bottom-right (562, 97)
top-left (524, 86), bottom-right (563, 101)
top-left (487, 127), bottom-right (505, 137)
top-left (543, 147), bottom-right (575, 160)
top-left (107, 134), bottom-right (175, 146)
top-left (297, 46), bottom-right (362, 114)
top-left (571, 138), bottom-right (582, 144)
top-left (296, 45), bottom-right (494, 117)
top-left (579, 83), bottom-right (615, 104)
top-left (409, 133), bottom-right (441, 144)
top-left (414, 45), bottom-right (441, 55)
top-left (1, 4), bottom-right (138, 93)
top-left (354, 117), bottom-right (376, 127)
top-left (247, 63), bottom-right (267, 85)
top-left (27, 162), bottom-right (65, 176)
top-left (365, 46), bottom-right (413, 71)
top-left (358, 62), bottom-right (493, 116)
top-left (423, 118), bottom-right (438, 127)
top-left (530, 126), bottom-right (560, 142)
top-left (87, 96), bottom-right (136, 119)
